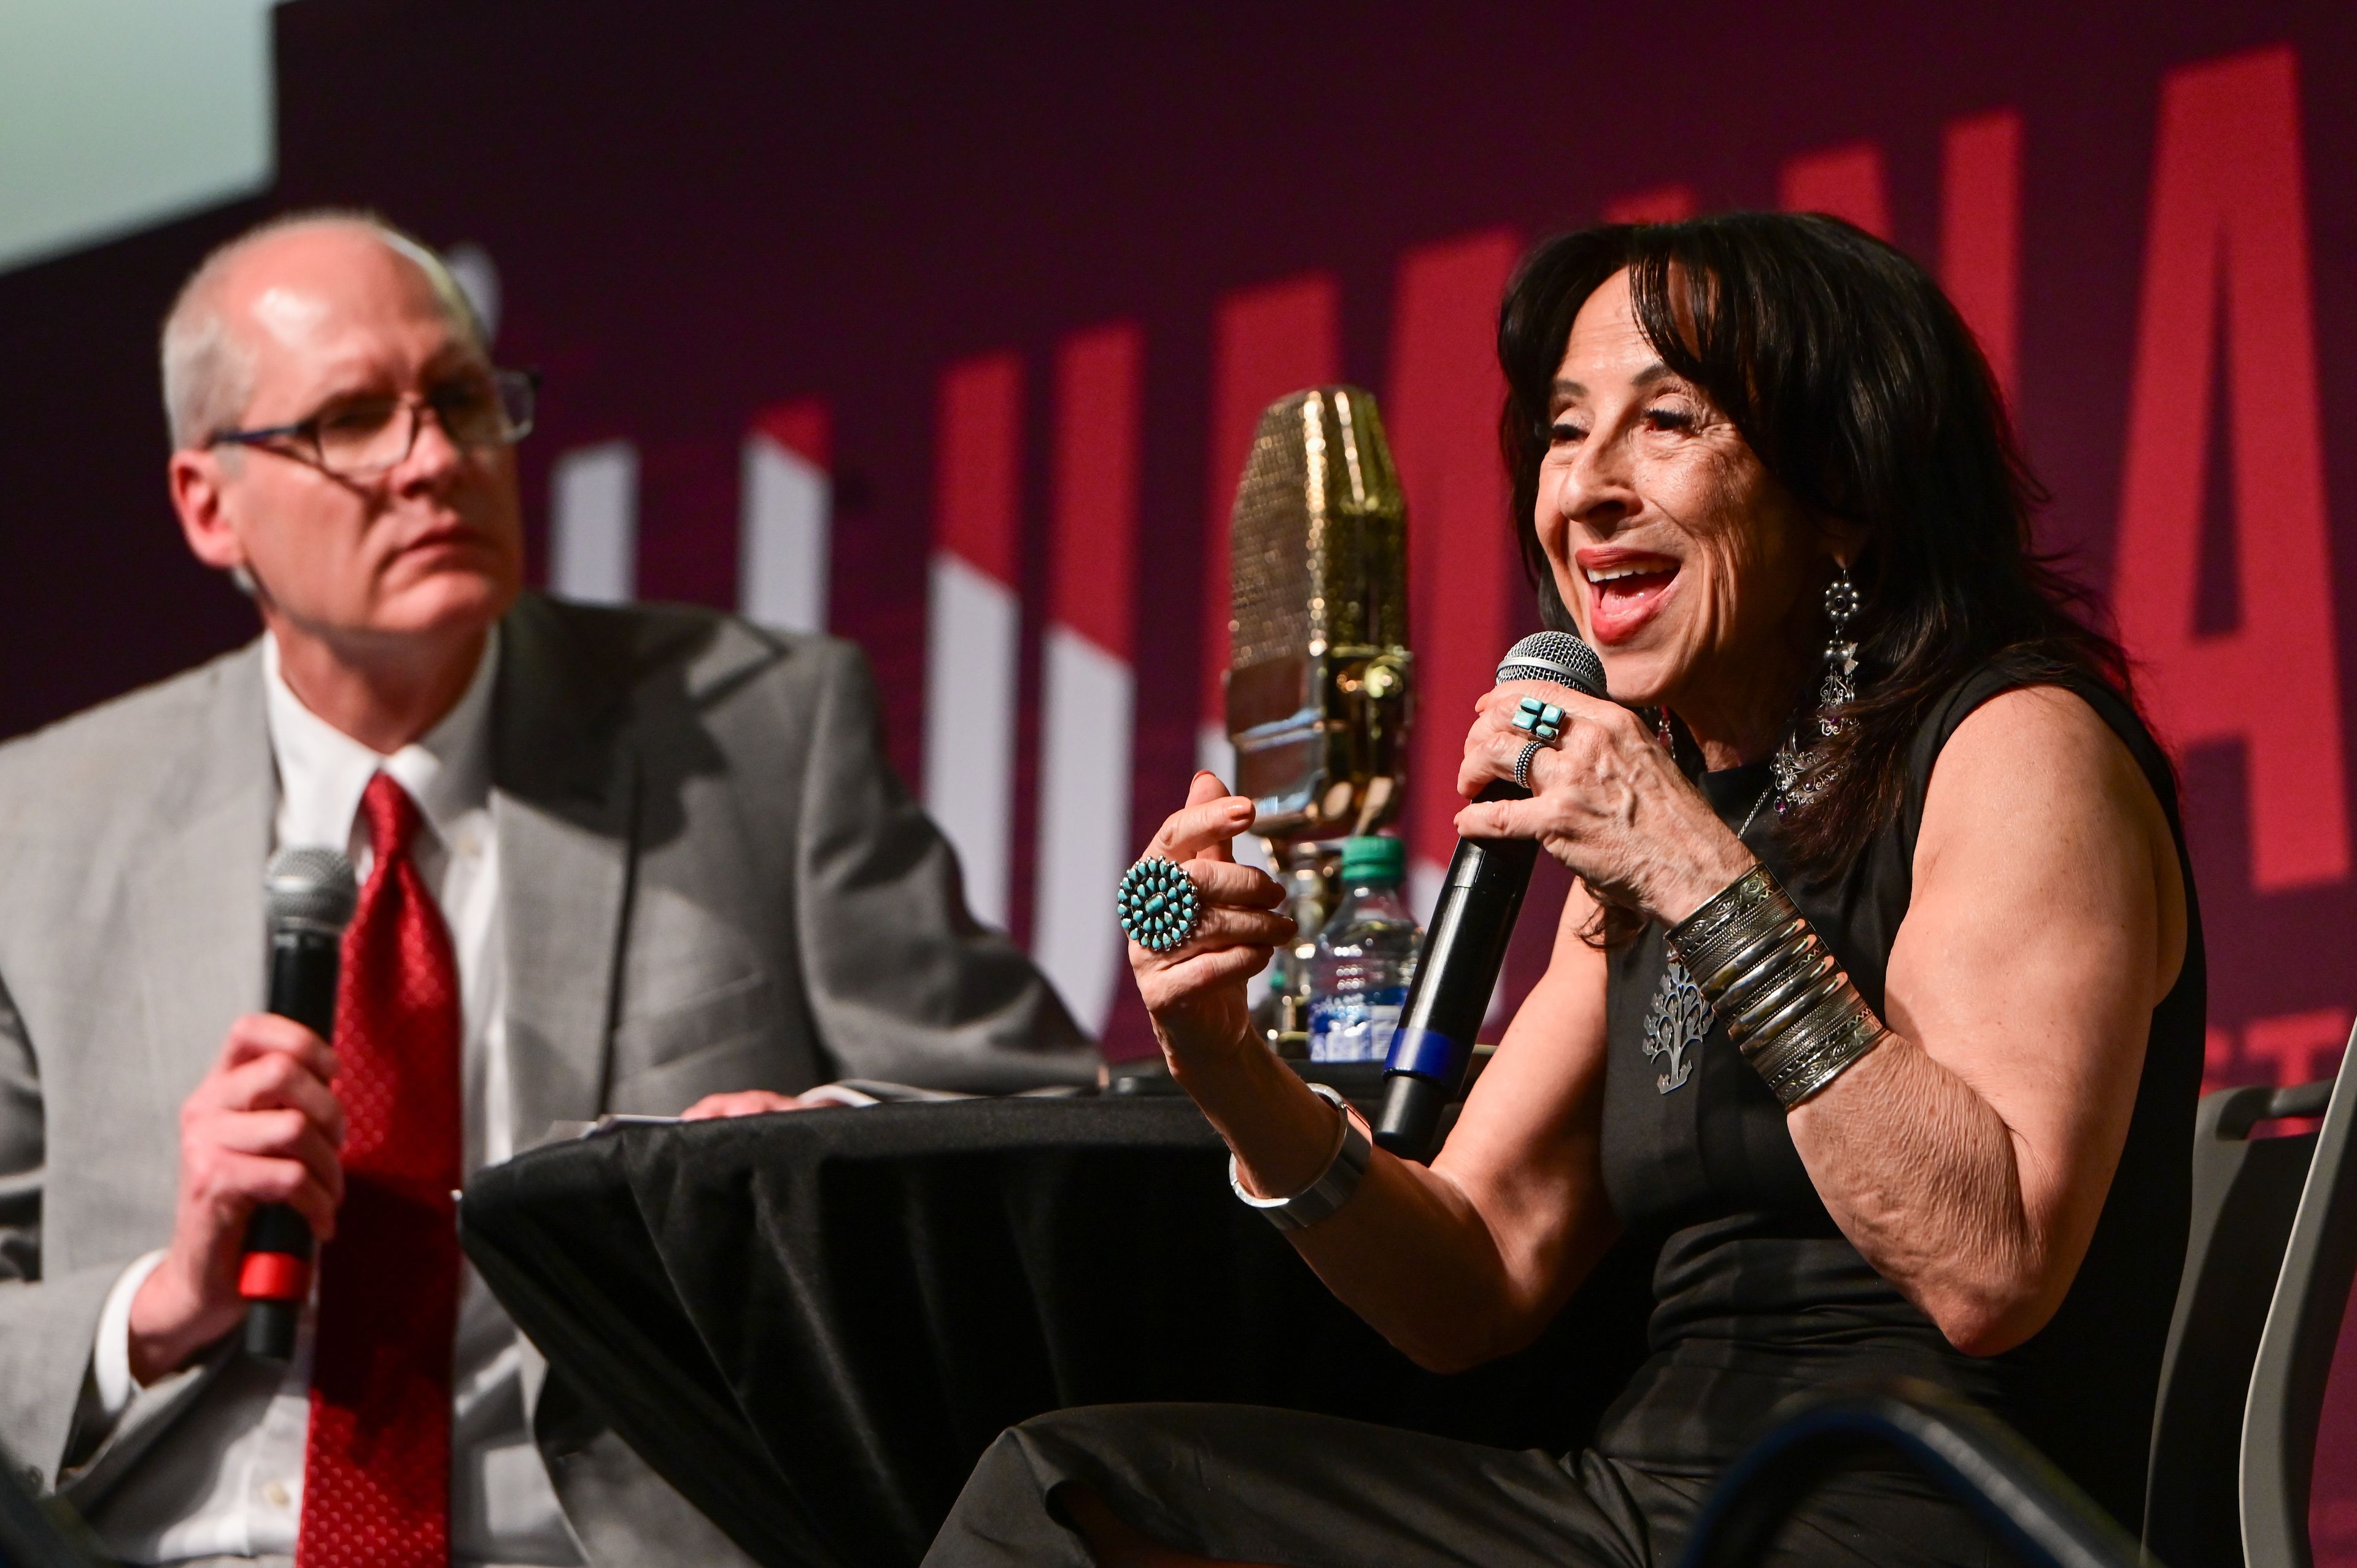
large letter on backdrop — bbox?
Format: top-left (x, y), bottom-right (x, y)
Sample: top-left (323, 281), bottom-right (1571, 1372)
top-left (1389, 228), bottom-right (1520, 921)
top-left (2113, 45), bottom-right (2350, 890)
top-left (1199, 274), bottom-right (1340, 782)
top-left (1034, 323), bottom-right (1144, 1032)
top-left (738, 399), bottom-right (831, 633)
top-left (1602, 185), bottom-right (1696, 224)
top-left (925, 353), bottom-right (1025, 929)
top-left (1940, 109), bottom-right (2022, 406)
top-left (1779, 142), bottom-right (1891, 239)
top-left (548, 439), bottom-right (639, 604)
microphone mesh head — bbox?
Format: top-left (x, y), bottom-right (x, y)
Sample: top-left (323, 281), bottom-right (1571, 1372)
top-left (1228, 385), bottom-right (1407, 678)
top-left (265, 846), bottom-right (359, 934)
top-left (1223, 386), bottom-right (1412, 836)
top-left (1495, 631), bottom-right (1608, 699)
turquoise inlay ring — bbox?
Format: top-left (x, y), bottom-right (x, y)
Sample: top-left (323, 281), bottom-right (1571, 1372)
top-left (1118, 855), bottom-right (1203, 954)
top-left (1512, 696), bottom-right (1566, 744)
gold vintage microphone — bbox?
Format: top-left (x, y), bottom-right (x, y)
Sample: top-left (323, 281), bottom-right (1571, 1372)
top-left (1223, 386), bottom-right (1413, 1051)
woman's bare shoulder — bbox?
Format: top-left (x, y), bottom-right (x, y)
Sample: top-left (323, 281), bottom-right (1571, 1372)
top-left (1915, 681), bottom-right (2185, 995)
top-left (1926, 683), bottom-right (2156, 836)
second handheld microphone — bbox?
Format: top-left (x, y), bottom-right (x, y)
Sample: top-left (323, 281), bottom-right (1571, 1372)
top-left (242, 846), bottom-right (357, 1360)
top-left (1373, 631), bottom-right (1608, 1162)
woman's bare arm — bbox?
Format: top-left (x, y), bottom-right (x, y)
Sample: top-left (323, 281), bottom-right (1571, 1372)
top-left (1452, 681), bottom-right (2186, 1358)
top-left (1142, 776), bottom-right (1621, 1373)
top-left (1786, 686), bottom-right (2186, 1353)
top-left (1282, 886), bottom-right (1620, 1372)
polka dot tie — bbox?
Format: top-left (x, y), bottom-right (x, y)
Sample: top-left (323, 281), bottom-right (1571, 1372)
top-left (296, 773), bottom-right (461, 1568)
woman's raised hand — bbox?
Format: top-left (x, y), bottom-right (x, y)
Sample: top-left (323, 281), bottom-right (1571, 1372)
top-left (1129, 771), bottom-right (1295, 1070)
top-left (1452, 684), bottom-right (1754, 925)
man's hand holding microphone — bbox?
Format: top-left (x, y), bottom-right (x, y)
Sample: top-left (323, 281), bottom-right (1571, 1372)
top-left (128, 846), bottom-right (356, 1382)
top-left (128, 1014), bottom-right (344, 1383)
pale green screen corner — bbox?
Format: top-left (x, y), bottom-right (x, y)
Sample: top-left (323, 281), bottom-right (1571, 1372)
top-left (0, 0), bottom-right (277, 274)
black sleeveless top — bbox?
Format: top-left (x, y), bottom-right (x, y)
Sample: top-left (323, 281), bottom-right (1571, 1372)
top-left (1593, 658), bottom-right (2205, 1531)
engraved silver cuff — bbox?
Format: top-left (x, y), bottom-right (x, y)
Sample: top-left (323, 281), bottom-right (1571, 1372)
top-left (1666, 867), bottom-right (1887, 1108)
top-left (1754, 1006), bottom-right (1889, 1106)
top-left (1666, 865), bottom-right (1782, 967)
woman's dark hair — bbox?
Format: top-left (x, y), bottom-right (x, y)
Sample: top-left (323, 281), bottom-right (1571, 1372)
top-left (1497, 211), bottom-right (2131, 890)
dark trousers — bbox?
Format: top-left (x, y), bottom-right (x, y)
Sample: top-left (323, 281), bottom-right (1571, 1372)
top-left (923, 1402), bottom-right (2016, 1568)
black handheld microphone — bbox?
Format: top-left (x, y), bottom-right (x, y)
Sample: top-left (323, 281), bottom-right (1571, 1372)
top-left (1374, 631), bottom-right (1608, 1162)
top-left (241, 847), bottom-right (357, 1360)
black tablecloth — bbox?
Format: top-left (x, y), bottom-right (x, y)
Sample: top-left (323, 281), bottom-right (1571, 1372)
top-left (459, 1097), bottom-right (1655, 1568)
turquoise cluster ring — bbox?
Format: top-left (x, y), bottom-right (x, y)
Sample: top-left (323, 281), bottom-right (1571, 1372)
top-left (1512, 697), bottom-right (1567, 743)
top-left (1118, 855), bottom-right (1203, 954)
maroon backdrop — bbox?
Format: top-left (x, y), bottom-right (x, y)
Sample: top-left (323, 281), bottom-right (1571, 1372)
top-left (2, 0), bottom-right (2355, 1547)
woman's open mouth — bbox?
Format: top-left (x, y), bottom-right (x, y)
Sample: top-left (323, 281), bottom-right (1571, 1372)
top-left (1579, 551), bottom-right (1681, 644)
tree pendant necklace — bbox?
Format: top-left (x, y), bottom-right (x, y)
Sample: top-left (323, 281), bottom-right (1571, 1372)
top-left (1641, 776), bottom-right (1776, 1095)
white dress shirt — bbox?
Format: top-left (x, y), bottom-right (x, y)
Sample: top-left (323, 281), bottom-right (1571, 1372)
top-left (83, 631), bottom-right (581, 1567)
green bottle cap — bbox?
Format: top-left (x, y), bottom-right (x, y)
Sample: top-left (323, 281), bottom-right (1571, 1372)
top-left (1339, 835), bottom-right (1405, 884)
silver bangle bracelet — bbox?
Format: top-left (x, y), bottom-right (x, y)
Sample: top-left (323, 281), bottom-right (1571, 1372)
top-left (1754, 1006), bottom-right (1888, 1105)
top-left (1666, 867), bottom-right (1888, 1108)
top-left (1229, 1083), bottom-right (1374, 1232)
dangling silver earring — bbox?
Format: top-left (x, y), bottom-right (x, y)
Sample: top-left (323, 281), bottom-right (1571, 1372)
top-left (1773, 562), bottom-right (1861, 812)
top-left (1816, 562), bottom-right (1861, 735)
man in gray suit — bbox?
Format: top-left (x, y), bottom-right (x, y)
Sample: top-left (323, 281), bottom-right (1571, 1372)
top-left (0, 212), bottom-right (1094, 1566)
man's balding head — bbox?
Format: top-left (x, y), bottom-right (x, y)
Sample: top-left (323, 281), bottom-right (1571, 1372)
top-left (161, 212), bottom-right (484, 451)
top-left (160, 210), bottom-right (525, 737)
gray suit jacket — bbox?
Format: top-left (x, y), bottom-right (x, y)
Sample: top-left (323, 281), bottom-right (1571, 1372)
top-left (0, 592), bottom-right (1094, 1561)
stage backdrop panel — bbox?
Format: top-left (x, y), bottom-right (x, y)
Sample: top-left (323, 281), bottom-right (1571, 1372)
top-left (1, 0), bottom-right (2354, 1548)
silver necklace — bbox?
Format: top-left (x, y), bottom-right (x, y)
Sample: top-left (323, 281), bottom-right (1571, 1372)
top-left (1735, 777), bottom-right (1775, 840)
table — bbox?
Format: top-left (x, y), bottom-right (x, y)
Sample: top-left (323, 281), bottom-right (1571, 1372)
top-left (459, 1097), bottom-right (1655, 1568)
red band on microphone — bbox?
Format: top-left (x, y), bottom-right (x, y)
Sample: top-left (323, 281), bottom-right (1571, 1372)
top-left (239, 1251), bottom-right (309, 1302)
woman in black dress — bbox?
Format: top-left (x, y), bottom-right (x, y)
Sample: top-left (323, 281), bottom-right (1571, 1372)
top-left (926, 213), bottom-right (2202, 1567)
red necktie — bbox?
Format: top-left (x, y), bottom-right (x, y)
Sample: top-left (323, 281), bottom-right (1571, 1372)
top-left (298, 773), bottom-right (462, 1568)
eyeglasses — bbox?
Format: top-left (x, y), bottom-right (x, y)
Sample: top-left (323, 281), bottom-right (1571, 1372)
top-left (208, 368), bottom-right (540, 479)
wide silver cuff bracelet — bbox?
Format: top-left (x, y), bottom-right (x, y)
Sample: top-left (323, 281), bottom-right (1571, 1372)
top-left (1666, 866), bottom-right (1889, 1108)
top-left (1229, 1083), bottom-right (1374, 1232)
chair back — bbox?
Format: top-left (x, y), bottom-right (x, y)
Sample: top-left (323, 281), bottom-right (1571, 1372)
top-left (2242, 1020), bottom-right (2357, 1568)
top-left (1681, 1380), bottom-right (2140, 1568)
top-left (2144, 1076), bottom-right (2332, 1564)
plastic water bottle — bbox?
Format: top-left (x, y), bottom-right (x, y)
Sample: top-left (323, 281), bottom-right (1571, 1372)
top-left (1307, 836), bottom-right (1421, 1064)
